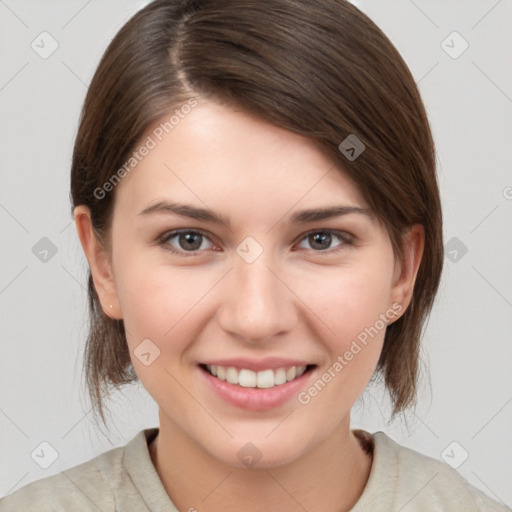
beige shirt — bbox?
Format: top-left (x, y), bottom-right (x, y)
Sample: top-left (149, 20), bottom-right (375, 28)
top-left (1, 428), bottom-right (508, 511)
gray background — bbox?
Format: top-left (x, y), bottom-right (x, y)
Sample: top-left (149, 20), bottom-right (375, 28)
top-left (1, 0), bottom-right (511, 506)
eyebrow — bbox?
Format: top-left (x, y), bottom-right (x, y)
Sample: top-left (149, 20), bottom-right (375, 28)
top-left (138, 201), bottom-right (374, 227)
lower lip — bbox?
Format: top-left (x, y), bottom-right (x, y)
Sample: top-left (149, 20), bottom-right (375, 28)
top-left (199, 366), bottom-right (314, 411)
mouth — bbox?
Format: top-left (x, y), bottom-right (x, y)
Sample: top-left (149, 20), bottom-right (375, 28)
top-left (199, 363), bottom-right (316, 389)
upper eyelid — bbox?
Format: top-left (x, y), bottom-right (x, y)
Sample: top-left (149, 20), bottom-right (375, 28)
top-left (159, 228), bottom-right (217, 246)
top-left (294, 228), bottom-right (352, 241)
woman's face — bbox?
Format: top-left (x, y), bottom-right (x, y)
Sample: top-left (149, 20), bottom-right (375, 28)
top-left (85, 99), bottom-right (418, 468)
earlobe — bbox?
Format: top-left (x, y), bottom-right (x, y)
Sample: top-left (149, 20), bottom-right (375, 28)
top-left (73, 205), bottom-right (122, 319)
top-left (390, 224), bottom-right (425, 316)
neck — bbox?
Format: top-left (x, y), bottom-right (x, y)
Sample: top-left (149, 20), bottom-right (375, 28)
top-left (150, 412), bottom-right (373, 512)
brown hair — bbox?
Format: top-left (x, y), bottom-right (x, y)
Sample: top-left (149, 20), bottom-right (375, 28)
top-left (71, 0), bottom-right (443, 424)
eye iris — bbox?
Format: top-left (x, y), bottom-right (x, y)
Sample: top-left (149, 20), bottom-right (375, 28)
top-left (310, 232), bottom-right (332, 250)
top-left (179, 232), bottom-right (202, 251)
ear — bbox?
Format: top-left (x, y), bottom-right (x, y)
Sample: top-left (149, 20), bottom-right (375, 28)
top-left (389, 224), bottom-right (424, 319)
top-left (74, 205), bottom-right (122, 319)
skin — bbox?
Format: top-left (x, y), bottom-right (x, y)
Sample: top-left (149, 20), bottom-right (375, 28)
top-left (75, 98), bottom-right (424, 511)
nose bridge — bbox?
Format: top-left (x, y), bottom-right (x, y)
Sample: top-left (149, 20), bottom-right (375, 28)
top-left (217, 246), bottom-right (295, 343)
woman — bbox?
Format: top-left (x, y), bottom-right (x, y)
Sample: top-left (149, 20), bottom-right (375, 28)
top-left (1, 0), bottom-right (507, 510)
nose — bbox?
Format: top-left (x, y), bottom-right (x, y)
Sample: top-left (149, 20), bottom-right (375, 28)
top-left (216, 250), bottom-right (297, 344)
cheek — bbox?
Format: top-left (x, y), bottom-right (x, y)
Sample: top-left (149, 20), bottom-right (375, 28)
top-left (114, 251), bottom-right (216, 354)
top-left (292, 262), bottom-right (394, 417)
top-left (297, 259), bottom-right (394, 350)
top-left (113, 258), bottom-right (207, 401)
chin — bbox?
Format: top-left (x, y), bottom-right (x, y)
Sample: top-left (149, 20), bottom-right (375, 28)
top-left (204, 430), bottom-right (316, 471)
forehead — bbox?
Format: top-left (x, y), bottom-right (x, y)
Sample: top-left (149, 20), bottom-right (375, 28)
top-left (114, 99), bottom-right (369, 220)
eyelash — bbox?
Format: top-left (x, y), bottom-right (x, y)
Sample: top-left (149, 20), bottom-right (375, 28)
top-left (158, 228), bottom-right (353, 257)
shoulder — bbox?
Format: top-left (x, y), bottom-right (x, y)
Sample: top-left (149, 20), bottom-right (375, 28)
top-left (356, 430), bottom-right (510, 511)
top-left (0, 429), bottom-right (153, 512)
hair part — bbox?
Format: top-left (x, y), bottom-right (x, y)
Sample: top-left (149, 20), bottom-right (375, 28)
top-left (71, 0), bottom-right (443, 425)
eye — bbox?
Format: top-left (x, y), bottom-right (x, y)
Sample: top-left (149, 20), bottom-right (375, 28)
top-left (159, 229), bottom-right (215, 255)
top-left (296, 230), bottom-right (351, 252)
top-left (158, 228), bottom-right (352, 257)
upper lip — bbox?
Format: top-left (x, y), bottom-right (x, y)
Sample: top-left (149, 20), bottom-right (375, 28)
top-left (200, 357), bottom-right (314, 372)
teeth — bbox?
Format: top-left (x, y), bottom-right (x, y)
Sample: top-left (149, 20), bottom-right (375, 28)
top-left (239, 369), bottom-right (257, 387)
top-left (205, 364), bottom-right (308, 388)
top-left (226, 367), bottom-right (238, 385)
top-left (216, 366), bottom-right (226, 380)
top-left (256, 369), bottom-right (274, 389)
top-left (274, 368), bottom-right (287, 385)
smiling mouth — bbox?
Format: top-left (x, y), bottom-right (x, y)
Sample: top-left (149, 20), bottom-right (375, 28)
top-left (199, 364), bottom-right (316, 389)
